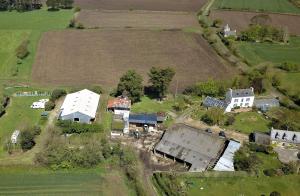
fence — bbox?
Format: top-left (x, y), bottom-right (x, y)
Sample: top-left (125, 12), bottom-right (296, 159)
top-left (14, 91), bottom-right (51, 97)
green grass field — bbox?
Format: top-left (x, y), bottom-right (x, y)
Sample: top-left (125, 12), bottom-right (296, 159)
top-left (279, 72), bottom-right (300, 96)
top-left (0, 166), bottom-right (133, 195)
top-left (213, 0), bottom-right (300, 14)
top-left (0, 96), bottom-right (47, 156)
top-left (0, 8), bottom-right (73, 81)
top-left (237, 37), bottom-right (300, 66)
top-left (225, 112), bottom-right (270, 134)
top-left (131, 96), bottom-right (175, 113)
top-left (187, 175), bottom-right (300, 196)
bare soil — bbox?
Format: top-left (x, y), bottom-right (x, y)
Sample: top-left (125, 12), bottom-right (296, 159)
top-left (74, 0), bottom-right (207, 12)
top-left (32, 29), bottom-right (234, 92)
top-left (77, 10), bottom-right (199, 29)
top-left (210, 10), bottom-right (300, 35)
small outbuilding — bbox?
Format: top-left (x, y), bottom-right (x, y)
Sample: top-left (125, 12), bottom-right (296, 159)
top-left (11, 130), bottom-right (20, 144)
top-left (271, 128), bottom-right (300, 144)
top-left (254, 98), bottom-right (279, 112)
top-left (129, 113), bottom-right (157, 127)
top-left (107, 96), bottom-right (131, 118)
top-left (252, 132), bottom-right (271, 145)
top-left (59, 89), bottom-right (100, 124)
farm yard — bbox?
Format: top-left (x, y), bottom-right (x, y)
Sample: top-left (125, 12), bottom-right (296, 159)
top-left (210, 10), bottom-right (300, 35)
top-left (74, 0), bottom-right (207, 12)
top-left (32, 29), bottom-right (234, 92)
top-left (77, 10), bottom-right (199, 29)
top-left (213, 0), bottom-right (300, 14)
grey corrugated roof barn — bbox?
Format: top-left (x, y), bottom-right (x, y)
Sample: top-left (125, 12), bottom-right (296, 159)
top-left (271, 128), bottom-right (300, 144)
top-left (154, 124), bottom-right (225, 172)
top-left (254, 98), bottom-right (279, 112)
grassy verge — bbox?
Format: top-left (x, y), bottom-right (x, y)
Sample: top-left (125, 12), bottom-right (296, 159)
top-left (131, 96), bottom-right (175, 113)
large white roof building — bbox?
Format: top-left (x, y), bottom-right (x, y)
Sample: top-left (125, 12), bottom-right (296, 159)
top-left (59, 89), bottom-right (100, 123)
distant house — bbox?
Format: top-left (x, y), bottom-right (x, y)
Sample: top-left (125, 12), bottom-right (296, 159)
top-left (270, 128), bottom-right (300, 144)
top-left (254, 98), bottom-right (279, 112)
top-left (225, 87), bottom-right (255, 112)
top-left (213, 140), bottom-right (241, 171)
top-left (11, 130), bottom-right (20, 144)
top-left (154, 124), bottom-right (225, 172)
top-left (59, 89), bottom-right (100, 124)
top-left (223, 24), bottom-right (237, 38)
top-left (252, 132), bottom-right (271, 145)
top-left (203, 96), bottom-right (227, 109)
top-left (107, 96), bottom-right (131, 118)
top-left (129, 113), bottom-right (157, 127)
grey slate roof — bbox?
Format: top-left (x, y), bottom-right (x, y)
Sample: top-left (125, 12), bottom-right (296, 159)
top-left (129, 113), bottom-right (157, 125)
top-left (254, 98), bottom-right (279, 112)
top-left (203, 96), bottom-right (227, 109)
top-left (271, 128), bottom-right (300, 144)
top-left (254, 132), bottom-right (271, 145)
top-left (231, 88), bottom-right (254, 98)
top-left (155, 124), bottom-right (225, 172)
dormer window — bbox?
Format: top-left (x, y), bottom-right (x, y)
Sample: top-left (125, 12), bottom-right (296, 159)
top-left (282, 133), bottom-right (287, 140)
top-left (292, 134), bottom-right (297, 141)
top-left (275, 132), bottom-right (279, 139)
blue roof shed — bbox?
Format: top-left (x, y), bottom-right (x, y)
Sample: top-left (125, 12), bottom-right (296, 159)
top-left (129, 114), bottom-right (157, 125)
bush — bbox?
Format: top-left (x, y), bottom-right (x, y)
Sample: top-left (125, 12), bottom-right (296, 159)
top-left (249, 143), bottom-right (273, 154)
top-left (45, 101), bottom-right (55, 111)
top-left (20, 130), bottom-right (35, 151)
top-left (16, 40), bottom-right (29, 59)
top-left (278, 62), bottom-right (299, 72)
top-left (50, 89), bottom-right (66, 102)
top-left (281, 162), bottom-right (299, 175)
top-left (74, 6), bottom-right (81, 12)
top-left (32, 126), bottom-right (42, 136)
top-left (76, 23), bottom-right (84, 29)
top-left (225, 115), bottom-right (235, 125)
top-left (270, 191), bottom-right (281, 196)
top-left (234, 146), bottom-right (260, 172)
top-left (69, 18), bottom-right (75, 28)
top-left (263, 168), bottom-right (277, 177)
top-left (201, 107), bottom-right (224, 126)
top-left (183, 79), bottom-right (225, 97)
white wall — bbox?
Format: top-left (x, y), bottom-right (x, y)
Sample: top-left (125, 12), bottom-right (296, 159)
top-left (60, 111), bottom-right (92, 124)
top-left (226, 96), bottom-right (254, 112)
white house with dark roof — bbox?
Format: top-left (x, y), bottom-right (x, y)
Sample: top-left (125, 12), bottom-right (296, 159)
top-left (271, 128), bottom-right (300, 144)
top-left (225, 87), bottom-right (255, 112)
top-left (223, 24), bottom-right (237, 38)
top-left (59, 89), bottom-right (100, 124)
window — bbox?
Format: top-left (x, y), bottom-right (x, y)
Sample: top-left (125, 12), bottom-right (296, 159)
top-left (233, 104), bottom-right (237, 107)
top-left (234, 99), bottom-right (238, 103)
top-left (246, 98), bottom-right (250, 101)
top-left (74, 118), bottom-right (80, 122)
top-left (241, 99), bottom-right (244, 102)
top-left (245, 103), bottom-right (249, 107)
top-left (240, 103), bottom-right (243, 106)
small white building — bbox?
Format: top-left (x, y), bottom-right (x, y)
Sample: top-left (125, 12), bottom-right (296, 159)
top-left (225, 87), bottom-right (255, 112)
top-left (11, 130), bottom-right (20, 144)
top-left (31, 99), bottom-right (49, 109)
top-left (223, 24), bottom-right (237, 38)
top-left (59, 89), bottom-right (100, 124)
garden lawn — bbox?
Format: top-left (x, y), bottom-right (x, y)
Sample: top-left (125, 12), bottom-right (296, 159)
top-left (0, 96), bottom-right (47, 156)
top-left (187, 175), bottom-right (300, 196)
top-left (237, 37), bottom-right (300, 66)
top-left (226, 112), bottom-right (270, 134)
top-left (131, 96), bottom-right (174, 113)
top-left (213, 0), bottom-right (300, 14)
top-left (0, 8), bottom-right (73, 81)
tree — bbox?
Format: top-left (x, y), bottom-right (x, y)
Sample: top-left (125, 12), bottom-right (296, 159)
top-left (212, 19), bottom-right (222, 28)
top-left (117, 70), bottom-right (143, 102)
top-left (0, 0), bottom-right (9, 10)
top-left (270, 191), bottom-right (281, 196)
top-left (50, 89), bottom-right (66, 102)
top-left (148, 67), bottom-right (175, 99)
top-left (20, 130), bottom-right (35, 151)
top-left (45, 101), bottom-right (55, 111)
top-left (46, 0), bottom-right (60, 10)
top-left (201, 107), bottom-right (224, 125)
top-left (60, 0), bottom-right (73, 8)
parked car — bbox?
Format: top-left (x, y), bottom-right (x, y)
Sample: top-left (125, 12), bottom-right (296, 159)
top-left (219, 131), bottom-right (226, 138)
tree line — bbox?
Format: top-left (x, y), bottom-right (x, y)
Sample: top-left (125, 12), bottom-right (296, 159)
top-left (0, 0), bottom-right (42, 11)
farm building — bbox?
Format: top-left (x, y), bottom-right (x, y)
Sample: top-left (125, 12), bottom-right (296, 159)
top-left (59, 89), bottom-right (100, 124)
top-left (11, 130), bottom-right (20, 144)
top-left (271, 128), bottom-right (300, 144)
top-left (252, 132), bottom-right (271, 145)
top-left (214, 140), bottom-right (241, 171)
top-left (254, 98), bottom-right (279, 112)
top-left (154, 124), bottom-right (225, 172)
top-left (203, 96), bottom-right (227, 109)
top-left (223, 24), bottom-right (237, 38)
top-left (225, 87), bottom-right (255, 112)
top-left (157, 112), bottom-right (167, 123)
top-left (107, 96), bottom-right (131, 118)
top-left (129, 113), bottom-right (157, 127)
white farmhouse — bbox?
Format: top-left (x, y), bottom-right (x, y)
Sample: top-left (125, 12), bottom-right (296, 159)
top-left (59, 89), bottom-right (100, 124)
top-left (223, 24), bottom-right (237, 38)
top-left (225, 87), bottom-right (255, 112)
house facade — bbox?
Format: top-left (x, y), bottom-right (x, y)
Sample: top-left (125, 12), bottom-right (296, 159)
top-left (225, 87), bottom-right (255, 112)
top-left (59, 89), bottom-right (100, 124)
top-left (270, 128), bottom-right (300, 144)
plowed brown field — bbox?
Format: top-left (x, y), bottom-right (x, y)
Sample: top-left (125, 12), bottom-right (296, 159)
top-left (32, 30), bottom-right (234, 91)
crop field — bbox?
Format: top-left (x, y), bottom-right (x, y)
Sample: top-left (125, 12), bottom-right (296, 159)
top-left (213, 0), bottom-right (300, 14)
top-left (0, 167), bottom-right (132, 195)
top-left (32, 30), bottom-right (234, 92)
top-left (210, 10), bottom-right (300, 35)
top-left (77, 10), bottom-right (199, 29)
top-left (74, 0), bottom-right (207, 12)
top-left (236, 36), bottom-right (300, 65)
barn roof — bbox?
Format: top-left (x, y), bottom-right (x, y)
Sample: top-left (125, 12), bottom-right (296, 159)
top-left (60, 89), bottom-right (100, 118)
top-left (270, 128), bottom-right (300, 144)
top-left (231, 88), bottom-right (254, 98)
top-left (107, 96), bottom-right (131, 109)
top-left (155, 124), bottom-right (225, 172)
top-left (213, 140), bottom-right (241, 171)
top-left (129, 113), bottom-right (157, 125)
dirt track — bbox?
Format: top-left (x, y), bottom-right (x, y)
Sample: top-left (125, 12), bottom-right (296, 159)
top-left (75, 0), bottom-right (207, 12)
top-left (77, 10), bottom-right (199, 29)
top-left (32, 29), bottom-right (234, 92)
top-left (210, 10), bottom-right (300, 35)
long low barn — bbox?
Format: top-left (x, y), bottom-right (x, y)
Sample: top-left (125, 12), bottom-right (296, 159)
top-left (154, 124), bottom-right (225, 172)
